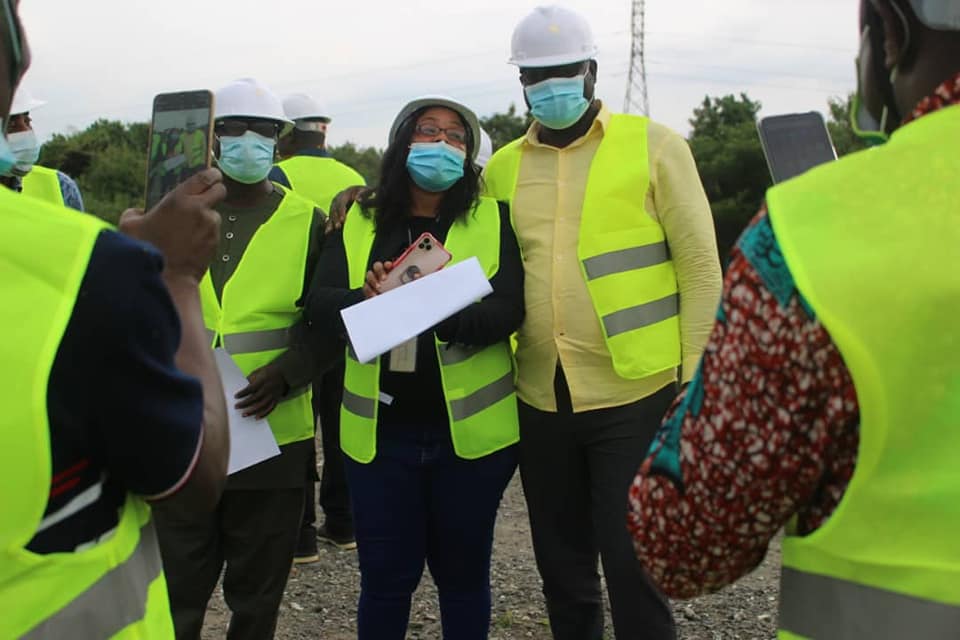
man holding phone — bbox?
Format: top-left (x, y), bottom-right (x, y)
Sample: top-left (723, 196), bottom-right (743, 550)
top-left (0, 1), bottom-right (231, 635)
top-left (154, 78), bottom-right (324, 639)
top-left (629, 1), bottom-right (960, 637)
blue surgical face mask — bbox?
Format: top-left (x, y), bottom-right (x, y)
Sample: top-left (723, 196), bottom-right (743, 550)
top-left (406, 141), bottom-right (466, 192)
top-left (525, 74), bottom-right (591, 130)
top-left (216, 130), bottom-right (276, 184)
top-left (8, 129), bottom-right (40, 176)
top-left (0, 118), bottom-right (18, 177)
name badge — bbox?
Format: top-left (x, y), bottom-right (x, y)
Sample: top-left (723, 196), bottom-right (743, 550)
top-left (388, 338), bottom-right (417, 373)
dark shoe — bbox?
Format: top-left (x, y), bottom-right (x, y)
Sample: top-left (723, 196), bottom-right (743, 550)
top-left (293, 527), bottom-right (320, 564)
top-left (317, 523), bottom-right (357, 551)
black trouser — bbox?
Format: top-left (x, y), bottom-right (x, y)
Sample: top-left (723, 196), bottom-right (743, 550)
top-left (156, 488), bottom-right (304, 640)
top-left (302, 363), bottom-right (354, 536)
top-left (518, 368), bottom-right (677, 640)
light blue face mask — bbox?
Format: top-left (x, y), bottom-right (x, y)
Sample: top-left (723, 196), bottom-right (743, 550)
top-left (0, 120), bottom-right (18, 177)
top-left (8, 130), bottom-right (41, 176)
top-left (406, 141), bottom-right (466, 192)
top-left (217, 130), bottom-right (276, 184)
top-left (525, 74), bottom-right (591, 130)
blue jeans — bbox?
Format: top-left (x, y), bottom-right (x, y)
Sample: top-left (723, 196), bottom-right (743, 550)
top-left (345, 421), bottom-right (518, 640)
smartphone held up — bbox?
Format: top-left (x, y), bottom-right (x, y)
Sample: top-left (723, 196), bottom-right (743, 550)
top-left (757, 112), bottom-right (837, 184)
top-left (379, 232), bottom-right (453, 292)
top-left (145, 90), bottom-right (215, 210)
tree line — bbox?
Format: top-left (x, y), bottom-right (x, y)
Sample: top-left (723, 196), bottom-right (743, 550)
top-left (38, 94), bottom-right (862, 260)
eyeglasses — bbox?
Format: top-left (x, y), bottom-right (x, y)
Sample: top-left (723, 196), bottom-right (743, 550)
top-left (414, 122), bottom-right (468, 145)
top-left (215, 119), bottom-right (280, 139)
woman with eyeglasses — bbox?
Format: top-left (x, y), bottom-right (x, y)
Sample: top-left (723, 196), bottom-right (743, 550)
top-left (305, 96), bottom-right (524, 639)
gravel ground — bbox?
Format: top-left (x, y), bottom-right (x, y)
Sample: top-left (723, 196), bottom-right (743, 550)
top-left (200, 474), bottom-right (780, 639)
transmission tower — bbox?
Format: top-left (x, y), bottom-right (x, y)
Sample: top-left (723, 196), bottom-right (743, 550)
top-left (624, 0), bottom-right (650, 115)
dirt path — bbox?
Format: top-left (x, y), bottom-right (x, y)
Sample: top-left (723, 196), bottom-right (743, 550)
top-left (200, 474), bottom-right (780, 639)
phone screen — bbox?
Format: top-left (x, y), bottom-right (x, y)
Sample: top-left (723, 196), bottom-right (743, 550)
top-left (757, 112), bottom-right (837, 184)
top-left (145, 90), bottom-right (214, 210)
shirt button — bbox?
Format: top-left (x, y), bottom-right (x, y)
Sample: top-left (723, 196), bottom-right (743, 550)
top-left (222, 255), bottom-right (230, 262)
top-left (228, 215), bottom-right (237, 222)
top-left (226, 232), bottom-right (234, 239)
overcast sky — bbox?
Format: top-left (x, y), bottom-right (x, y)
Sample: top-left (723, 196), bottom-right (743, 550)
top-left (19, 0), bottom-right (860, 148)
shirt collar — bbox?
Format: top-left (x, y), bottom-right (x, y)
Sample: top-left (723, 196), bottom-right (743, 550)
top-left (904, 71), bottom-right (960, 124)
top-left (522, 101), bottom-right (612, 149)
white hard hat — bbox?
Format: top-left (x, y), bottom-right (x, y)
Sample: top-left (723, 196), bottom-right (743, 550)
top-left (388, 95), bottom-right (482, 162)
top-left (283, 93), bottom-right (331, 124)
top-left (908, 0), bottom-right (960, 30)
top-left (509, 5), bottom-right (598, 68)
top-left (11, 86), bottom-right (46, 116)
top-left (215, 78), bottom-right (293, 136)
top-left (476, 129), bottom-right (493, 168)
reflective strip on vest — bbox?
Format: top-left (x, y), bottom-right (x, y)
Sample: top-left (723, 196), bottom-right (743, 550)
top-left (221, 328), bottom-right (289, 354)
top-left (342, 388), bottom-right (376, 419)
top-left (438, 344), bottom-right (483, 366)
top-left (779, 567), bottom-right (960, 640)
top-left (603, 293), bottom-right (679, 338)
top-left (449, 371), bottom-right (514, 422)
top-left (582, 241), bottom-right (670, 281)
top-left (23, 523), bottom-right (163, 640)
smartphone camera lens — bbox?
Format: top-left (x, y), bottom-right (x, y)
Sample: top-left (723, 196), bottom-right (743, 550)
top-left (418, 243), bottom-right (425, 249)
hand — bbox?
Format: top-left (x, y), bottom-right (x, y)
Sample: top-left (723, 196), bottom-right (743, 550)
top-left (235, 363), bottom-right (290, 419)
top-left (363, 260), bottom-right (393, 299)
top-left (119, 168), bottom-right (225, 283)
top-left (325, 185), bottom-right (369, 234)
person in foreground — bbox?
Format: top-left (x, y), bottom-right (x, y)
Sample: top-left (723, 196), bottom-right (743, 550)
top-left (0, 1), bottom-right (230, 636)
top-left (629, 2), bottom-right (960, 638)
top-left (305, 95), bottom-right (524, 640)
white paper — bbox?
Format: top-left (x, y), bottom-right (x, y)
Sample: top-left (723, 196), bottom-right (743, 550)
top-left (340, 257), bottom-right (493, 364)
top-left (213, 348), bottom-right (281, 475)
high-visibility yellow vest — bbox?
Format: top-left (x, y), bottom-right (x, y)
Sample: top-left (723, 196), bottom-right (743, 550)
top-left (179, 130), bottom-right (207, 168)
top-left (199, 185), bottom-right (315, 447)
top-left (22, 165), bottom-right (64, 207)
top-left (274, 154), bottom-right (365, 212)
top-left (1, 189), bottom-right (174, 638)
top-left (483, 113), bottom-right (681, 379)
top-left (768, 104), bottom-right (960, 640)
top-left (340, 197), bottom-right (519, 463)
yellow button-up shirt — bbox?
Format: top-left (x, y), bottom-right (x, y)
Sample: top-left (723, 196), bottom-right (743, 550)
top-left (509, 105), bottom-right (722, 412)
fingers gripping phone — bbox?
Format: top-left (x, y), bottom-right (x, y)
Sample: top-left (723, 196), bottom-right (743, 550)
top-left (380, 232), bottom-right (452, 292)
top-left (145, 90), bottom-right (215, 210)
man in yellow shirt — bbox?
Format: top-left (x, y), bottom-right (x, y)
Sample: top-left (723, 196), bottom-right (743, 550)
top-left (484, 6), bottom-right (722, 639)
